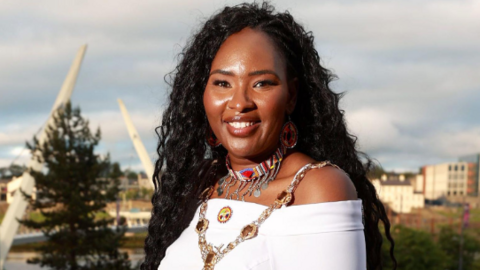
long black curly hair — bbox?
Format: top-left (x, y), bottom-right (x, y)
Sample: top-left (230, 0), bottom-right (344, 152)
top-left (142, 2), bottom-right (396, 270)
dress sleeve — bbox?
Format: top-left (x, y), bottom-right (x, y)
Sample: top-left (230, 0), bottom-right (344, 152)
top-left (258, 199), bottom-right (367, 270)
top-left (265, 230), bottom-right (366, 270)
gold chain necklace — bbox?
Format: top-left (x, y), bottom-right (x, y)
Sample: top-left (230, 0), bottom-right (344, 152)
top-left (195, 161), bottom-right (339, 270)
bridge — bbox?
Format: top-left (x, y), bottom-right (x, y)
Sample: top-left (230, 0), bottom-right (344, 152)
top-left (12, 211), bottom-right (150, 246)
top-left (0, 45), bottom-right (156, 269)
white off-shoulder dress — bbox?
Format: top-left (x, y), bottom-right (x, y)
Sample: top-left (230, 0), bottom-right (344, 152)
top-left (159, 197), bottom-right (366, 269)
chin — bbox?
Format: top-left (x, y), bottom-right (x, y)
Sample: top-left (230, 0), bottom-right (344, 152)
top-left (224, 142), bottom-right (259, 158)
top-left (225, 146), bottom-right (254, 157)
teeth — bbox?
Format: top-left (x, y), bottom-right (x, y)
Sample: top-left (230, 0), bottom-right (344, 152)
top-left (228, 122), bottom-right (256, 128)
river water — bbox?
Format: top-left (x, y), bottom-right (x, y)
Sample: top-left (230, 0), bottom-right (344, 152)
top-left (5, 250), bottom-right (144, 269)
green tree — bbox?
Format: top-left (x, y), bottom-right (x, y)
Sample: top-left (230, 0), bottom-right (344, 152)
top-left (125, 188), bottom-right (139, 200)
top-left (0, 164), bottom-right (26, 179)
top-left (110, 162), bottom-right (124, 182)
top-left (383, 225), bottom-right (445, 270)
top-left (139, 187), bottom-right (154, 200)
top-left (9, 163), bottom-right (27, 177)
top-left (19, 102), bottom-right (132, 270)
top-left (437, 227), bottom-right (480, 270)
top-left (0, 167), bottom-right (6, 179)
top-left (367, 163), bottom-right (386, 180)
top-left (125, 170), bottom-right (138, 182)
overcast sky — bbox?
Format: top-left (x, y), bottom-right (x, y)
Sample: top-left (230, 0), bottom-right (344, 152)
top-left (1, 0), bottom-right (479, 173)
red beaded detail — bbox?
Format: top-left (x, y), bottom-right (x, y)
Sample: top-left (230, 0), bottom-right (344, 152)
top-left (226, 146), bottom-right (285, 181)
top-left (280, 121), bottom-right (298, 148)
top-left (206, 127), bottom-right (221, 147)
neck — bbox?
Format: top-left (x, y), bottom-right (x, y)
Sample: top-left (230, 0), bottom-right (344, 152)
top-left (227, 144), bottom-right (281, 171)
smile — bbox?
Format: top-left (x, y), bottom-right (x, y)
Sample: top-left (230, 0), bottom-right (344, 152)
top-left (225, 121), bottom-right (260, 137)
top-left (227, 122), bottom-right (257, 128)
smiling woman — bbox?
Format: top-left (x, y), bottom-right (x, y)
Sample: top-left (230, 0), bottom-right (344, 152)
top-left (204, 28), bottom-right (294, 160)
top-left (142, 2), bottom-right (396, 270)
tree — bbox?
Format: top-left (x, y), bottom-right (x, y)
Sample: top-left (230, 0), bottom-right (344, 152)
top-left (19, 102), bottom-right (132, 270)
top-left (9, 163), bottom-right (27, 177)
top-left (367, 163), bottom-right (386, 180)
top-left (0, 163), bottom-right (26, 179)
top-left (110, 162), bottom-right (124, 183)
top-left (437, 227), bottom-right (480, 270)
top-left (125, 170), bottom-right (138, 182)
top-left (0, 167), bottom-right (7, 179)
top-left (139, 187), bottom-right (154, 200)
top-left (382, 225), bottom-right (445, 270)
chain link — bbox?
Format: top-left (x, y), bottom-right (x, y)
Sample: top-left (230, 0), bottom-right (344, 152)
top-left (196, 161), bottom-right (339, 269)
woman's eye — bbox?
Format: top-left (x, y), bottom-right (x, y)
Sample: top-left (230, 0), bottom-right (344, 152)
top-left (213, 80), bottom-right (230, 88)
top-left (254, 80), bottom-right (276, 88)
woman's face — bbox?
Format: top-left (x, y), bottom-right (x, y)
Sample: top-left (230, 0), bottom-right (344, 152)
top-left (203, 28), bottom-right (296, 161)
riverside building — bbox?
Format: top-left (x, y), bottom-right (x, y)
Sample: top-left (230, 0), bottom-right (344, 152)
top-left (459, 153), bottom-right (480, 197)
top-left (420, 162), bottom-right (473, 200)
top-left (372, 174), bottom-right (425, 213)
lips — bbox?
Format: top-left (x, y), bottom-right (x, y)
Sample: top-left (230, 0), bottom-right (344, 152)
top-left (223, 116), bottom-right (260, 137)
top-left (227, 121), bottom-right (257, 128)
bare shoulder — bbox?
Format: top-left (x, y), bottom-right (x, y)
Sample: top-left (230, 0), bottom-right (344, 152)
top-left (289, 157), bottom-right (357, 205)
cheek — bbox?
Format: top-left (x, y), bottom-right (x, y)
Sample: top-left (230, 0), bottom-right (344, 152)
top-left (203, 88), bottom-right (222, 122)
top-left (203, 87), bottom-right (230, 137)
top-left (255, 89), bottom-right (289, 140)
top-left (258, 89), bottom-right (288, 121)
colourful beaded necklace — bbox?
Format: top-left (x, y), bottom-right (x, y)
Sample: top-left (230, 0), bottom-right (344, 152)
top-left (216, 145), bottom-right (286, 201)
top-left (197, 161), bottom-right (341, 270)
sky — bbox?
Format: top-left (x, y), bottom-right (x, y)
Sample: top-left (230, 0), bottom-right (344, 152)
top-left (1, 0), bottom-right (479, 173)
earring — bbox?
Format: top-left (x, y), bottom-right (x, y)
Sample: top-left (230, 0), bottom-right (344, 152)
top-left (280, 116), bottom-right (298, 149)
top-left (206, 127), bottom-right (221, 147)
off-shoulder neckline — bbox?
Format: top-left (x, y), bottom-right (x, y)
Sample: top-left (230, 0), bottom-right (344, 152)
top-left (207, 197), bottom-right (362, 208)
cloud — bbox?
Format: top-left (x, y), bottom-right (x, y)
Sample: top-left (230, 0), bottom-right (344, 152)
top-left (347, 108), bottom-right (407, 154)
top-left (0, 148), bottom-right (31, 168)
top-left (1, 0), bottom-right (479, 173)
top-left (430, 128), bottom-right (480, 158)
top-left (285, 0), bottom-right (480, 51)
top-left (87, 109), bottom-right (159, 144)
top-left (346, 107), bottom-right (480, 170)
top-left (0, 120), bottom-right (45, 146)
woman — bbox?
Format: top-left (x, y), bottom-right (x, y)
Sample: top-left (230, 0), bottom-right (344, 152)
top-left (142, 2), bottom-right (395, 270)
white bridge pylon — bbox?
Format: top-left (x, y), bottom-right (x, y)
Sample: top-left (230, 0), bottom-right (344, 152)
top-left (117, 99), bottom-right (155, 189)
top-left (0, 45), bottom-right (87, 268)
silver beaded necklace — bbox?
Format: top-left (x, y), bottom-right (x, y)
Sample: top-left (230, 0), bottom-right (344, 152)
top-left (216, 145), bottom-right (285, 201)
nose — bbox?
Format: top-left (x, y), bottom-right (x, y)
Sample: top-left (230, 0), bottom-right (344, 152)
top-left (227, 84), bottom-right (255, 113)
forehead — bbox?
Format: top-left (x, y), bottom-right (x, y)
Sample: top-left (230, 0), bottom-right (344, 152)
top-left (210, 28), bottom-right (286, 74)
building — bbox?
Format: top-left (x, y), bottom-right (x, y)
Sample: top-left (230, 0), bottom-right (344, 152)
top-left (421, 162), bottom-right (470, 200)
top-left (459, 153), bottom-right (480, 197)
top-left (0, 179), bottom-right (8, 202)
top-left (138, 172), bottom-right (152, 189)
top-left (419, 155), bottom-right (480, 201)
top-left (119, 172), bottom-right (153, 190)
top-left (372, 174), bottom-right (425, 213)
top-left (413, 174), bottom-right (424, 193)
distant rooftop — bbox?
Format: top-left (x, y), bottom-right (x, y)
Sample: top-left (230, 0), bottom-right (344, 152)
top-left (379, 179), bottom-right (412, 186)
top-left (459, 153), bottom-right (480, 163)
top-left (376, 173), bottom-right (415, 186)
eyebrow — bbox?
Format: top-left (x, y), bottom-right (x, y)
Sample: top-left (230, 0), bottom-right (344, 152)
top-left (209, 69), bottom-right (280, 79)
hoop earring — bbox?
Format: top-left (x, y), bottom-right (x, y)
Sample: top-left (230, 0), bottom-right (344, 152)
top-left (280, 116), bottom-right (298, 149)
top-left (207, 127), bottom-right (221, 147)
